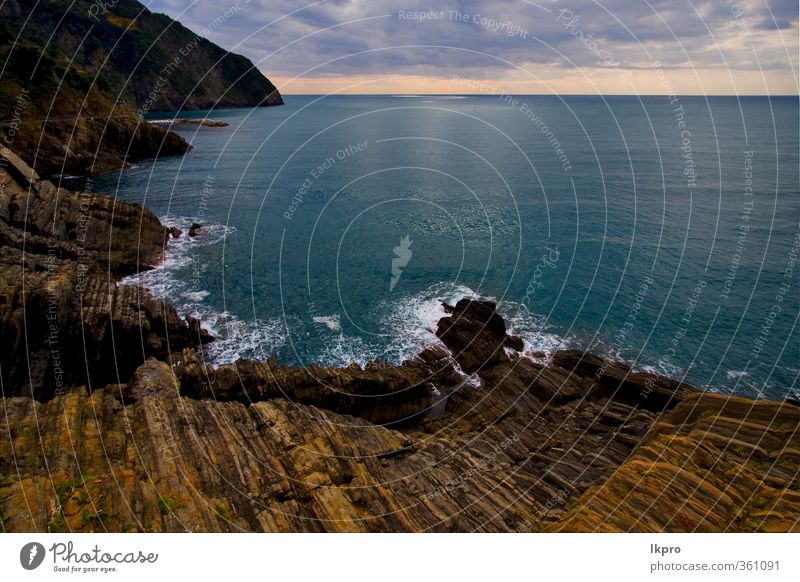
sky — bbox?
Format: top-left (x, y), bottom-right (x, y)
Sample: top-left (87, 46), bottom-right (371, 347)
top-left (145, 0), bottom-right (799, 95)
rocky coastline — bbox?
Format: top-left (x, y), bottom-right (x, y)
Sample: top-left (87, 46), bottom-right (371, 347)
top-left (0, 148), bottom-right (798, 532)
top-left (149, 119), bottom-right (230, 128)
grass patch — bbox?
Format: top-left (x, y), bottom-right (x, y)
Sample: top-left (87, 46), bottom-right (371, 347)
top-left (215, 500), bottom-right (233, 523)
top-left (158, 495), bottom-right (175, 516)
top-left (48, 474), bottom-right (103, 532)
top-left (106, 14), bottom-right (138, 30)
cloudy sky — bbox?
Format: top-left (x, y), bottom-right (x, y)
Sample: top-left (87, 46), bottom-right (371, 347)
top-left (146, 0), bottom-right (798, 94)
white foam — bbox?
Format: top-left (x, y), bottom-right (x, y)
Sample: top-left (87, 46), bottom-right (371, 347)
top-left (183, 290), bottom-right (210, 301)
top-left (726, 370), bottom-right (750, 380)
top-left (644, 360), bottom-right (684, 378)
top-left (312, 283), bottom-right (573, 368)
top-left (125, 229), bottom-right (574, 370)
top-left (119, 216), bottom-right (291, 366)
top-left (502, 303), bottom-right (573, 357)
top-left (202, 313), bottom-right (287, 364)
top-left (312, 315), bottom-right (341, 331)
top-left (374, 282), bottom-right (475, 363)
top-left (312, 331), bottom-right (377, 368)
top-left (314, 282), bottom-right (572, 369)
top-left (304, 282), bottom-right (466, 367)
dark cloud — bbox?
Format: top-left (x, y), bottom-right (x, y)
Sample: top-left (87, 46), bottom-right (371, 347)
top-left (755, 18), bottom-right (793, 30)
top-left (762, 0), bottom-right (799, 22)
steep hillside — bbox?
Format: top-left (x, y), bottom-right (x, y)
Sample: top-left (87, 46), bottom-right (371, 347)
top-left (0, 0), bottom-right (283, 176)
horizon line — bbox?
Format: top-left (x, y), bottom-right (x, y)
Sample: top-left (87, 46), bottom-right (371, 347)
top-left (277, 92), bottom-right (799, 97)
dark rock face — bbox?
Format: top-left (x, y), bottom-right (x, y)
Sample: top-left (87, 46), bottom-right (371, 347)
top-left (436, 299), bottom-right (524, 373)
top-left (551, 349), bottom-right (695, 412)
top-left (171, 349), bottom-right (437, 426)
top-left (0, 149), bottom-right (207, 399)
top-left (1, 148), bottom-right (166, 274)
top-left (0, 74), bottom-right (191, 177)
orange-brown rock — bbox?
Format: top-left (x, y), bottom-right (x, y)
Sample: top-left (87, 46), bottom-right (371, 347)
top-left (546, 393), bottom-right (800, 532)
top-left (0, 354), bottom-right (660, 532)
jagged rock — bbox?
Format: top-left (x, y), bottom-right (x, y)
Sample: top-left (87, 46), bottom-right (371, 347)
top-left (187, 317), bottom-right (215, 345)
top-left (478, 359), bottom-right (592, 405)
top-left (1, 147), bottom-right (168, 274)
top-left (1, 303), bottom-right (796, 532)
top-left (0, 370), bottom-right (663, 532)
top-left (0, 151), bottom-right (209, 399)
top-left (0, 148), bottom-right (796, 534)
top-left (436, 299), bottom-right (524, 373)
top-left (171, 348), bottom-right (437, 426)
top-left (0, 244), bottom-right (207, 398)
top-left (551, 349), bottom-right (696, 412)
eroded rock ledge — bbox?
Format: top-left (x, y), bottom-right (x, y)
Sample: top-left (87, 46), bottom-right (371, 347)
top-left (0, 148), bottom-right (797, 532)
top-left (0, 147), bottom-right (209, 400)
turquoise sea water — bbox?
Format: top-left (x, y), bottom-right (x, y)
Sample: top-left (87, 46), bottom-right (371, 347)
top-left (71, 95), bottom-right (799, 400)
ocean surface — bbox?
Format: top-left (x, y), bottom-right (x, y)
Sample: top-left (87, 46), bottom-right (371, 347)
top-left (68, 95), bottom-right (799, 401)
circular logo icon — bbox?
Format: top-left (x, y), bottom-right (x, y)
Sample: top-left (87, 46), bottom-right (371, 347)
top-left (20, 542), bottom-right (46, 570)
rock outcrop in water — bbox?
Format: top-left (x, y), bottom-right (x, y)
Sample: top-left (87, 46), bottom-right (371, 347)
top-left (0, 146), bottom-right (797, 532)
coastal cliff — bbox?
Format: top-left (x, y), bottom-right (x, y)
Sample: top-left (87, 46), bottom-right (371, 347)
top-left (0, 0), bottom-right (283, 176)
top-left (0, 150), bottom-right (797, 532)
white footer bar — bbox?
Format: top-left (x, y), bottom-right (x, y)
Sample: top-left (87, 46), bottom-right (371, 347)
top-left (1, 533), bottom-right (796, 581)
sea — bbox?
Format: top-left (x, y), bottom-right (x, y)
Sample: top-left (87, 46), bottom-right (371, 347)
top-left (66, 95), bottom-right (799, 401)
